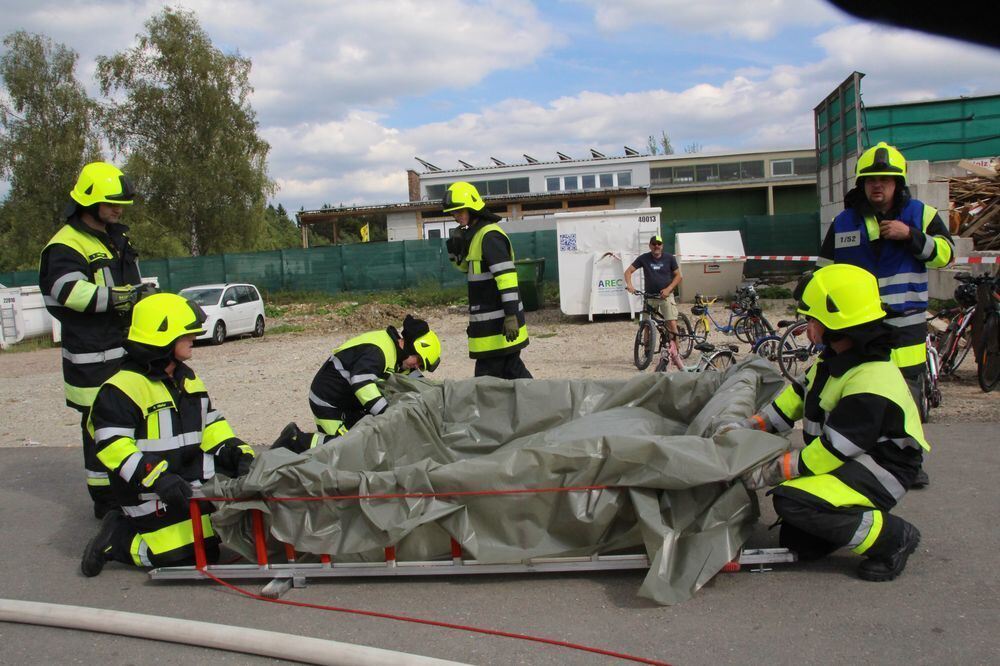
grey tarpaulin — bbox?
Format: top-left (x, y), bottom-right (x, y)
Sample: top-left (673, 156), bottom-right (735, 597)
top-left (208, 358), bottom-right (791, 605)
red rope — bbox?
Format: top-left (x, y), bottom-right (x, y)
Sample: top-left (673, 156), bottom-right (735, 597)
top-left (200, 568), bottom-right (670, 665)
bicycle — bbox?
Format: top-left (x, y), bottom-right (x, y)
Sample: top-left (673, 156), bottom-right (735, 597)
top-left (776, 318), bottom-right (822, 382)
top-left (959, 271), bottom-right (1000, 392)
top-left (633, 291), bottom-right (695, 370)
top-left (918, 328), bottom-right (943, 423)
top-left (690, 293), bottom-right (748, 342)
top-left (654, 341), bottom-right (738, 373)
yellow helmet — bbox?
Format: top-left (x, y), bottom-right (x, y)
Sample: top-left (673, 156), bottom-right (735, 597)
top-left (412, 329), bottom-right (441, 372)
top-left (855, 142), bottom-right (907, 184)
top-left (128, 293), bottom-right (206, 348)
top-left (442, 181), bottom-right (485, 212)
top-left (70, 162), bottom-right (136, 207)
top-left (794, 264), bottom-right (885, 330)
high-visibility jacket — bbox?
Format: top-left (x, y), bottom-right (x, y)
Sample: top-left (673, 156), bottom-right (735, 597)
top-left (310, 329), bottom-right (402, 425)
top-left (88, 361), bottom-right (245, 566)
top-left (763, 350), bottom-right (929, 515)
top-left (818, 195), bottom-right (954, 370)
top-left (454, 220), bottom-right (528, 358)
top-left (39, 217), bottom-right (142, 410)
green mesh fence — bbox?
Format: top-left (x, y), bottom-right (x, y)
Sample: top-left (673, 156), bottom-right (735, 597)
top-left (4, 220), bottom-right (811, 294)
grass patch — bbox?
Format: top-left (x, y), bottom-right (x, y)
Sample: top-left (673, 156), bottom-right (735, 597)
top-left (1, 337), bottom-right (58, 353)
top-left (264, 303), bottom-right (286, 318)
top-left (929, 298), bottom-right (958, 313)
top-left (268, 324), bottom-right (306, 335)
top-left (756, 285), bottom-right (793, 299)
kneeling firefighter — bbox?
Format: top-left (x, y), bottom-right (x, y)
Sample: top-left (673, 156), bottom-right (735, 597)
top-left (720, 264), bottom-right (928, 581)
top-left (272, 315), bottom-right (441, 453)
top-left (81, 293), bottom-right (256, 576)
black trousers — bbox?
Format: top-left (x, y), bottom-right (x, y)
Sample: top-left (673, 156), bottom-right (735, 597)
top-left (79, 409), bottom-right (116, 513)
top-left (772, 493), bottom-right (908, 560)
top-left (474, 352), bottom-right (532, 379)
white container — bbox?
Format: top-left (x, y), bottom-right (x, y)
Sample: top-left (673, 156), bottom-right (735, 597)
top-left (675, 231), bottom-right (747, 302)
top-left (556, 208), bottom-right (661, 319)
top-left (1, 286), bottom-right (54, 349)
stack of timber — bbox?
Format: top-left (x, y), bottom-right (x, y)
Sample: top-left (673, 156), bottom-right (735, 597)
top-left (940, 160), bottom-right (1000, 251)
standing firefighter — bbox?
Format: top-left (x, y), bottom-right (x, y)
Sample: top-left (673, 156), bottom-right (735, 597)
top-left (443, 181), bottom-right (532, 379)
top-left (720, 264), bottom-right (927, 581)
top-left (80, 293), bottom-right (255, 576)
top-left (818, 142), bottom-right (952, 486)
top-left (39, 162), bottom-right (147, 518)
top-left (272, 315), bottom-right (442, 453)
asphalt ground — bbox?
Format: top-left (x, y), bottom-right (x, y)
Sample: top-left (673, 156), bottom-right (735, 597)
top-left (0, 422), bottom-right (997, 665)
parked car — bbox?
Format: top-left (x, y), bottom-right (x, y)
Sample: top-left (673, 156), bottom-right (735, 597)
top-left (178, 283), bottom-right (266, 344)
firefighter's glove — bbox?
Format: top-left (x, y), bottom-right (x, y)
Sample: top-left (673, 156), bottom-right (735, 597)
top-left (138, 282), bottom-right (159, 299)
top-left (110, 285), bottom-right (140, 313)
top-left (715, 414), bottom-right (769, 436)
top-left (446, 229), bottom-right (468, 264)
top-left (152, 472), bottom-right (193, 510)
top-left (742, 452), bottom-right (796, 490)
top-left (503, 314), bottom-right (520, 342)
top-left (217, 440), bottom-right (256, 477)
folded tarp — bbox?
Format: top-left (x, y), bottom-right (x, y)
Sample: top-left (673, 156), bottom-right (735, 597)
top-left (208, 357), bottom-right (790, 604)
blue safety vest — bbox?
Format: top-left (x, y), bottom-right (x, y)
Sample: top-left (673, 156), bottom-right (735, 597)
top-left (830, 200), bottom-right (937, 314)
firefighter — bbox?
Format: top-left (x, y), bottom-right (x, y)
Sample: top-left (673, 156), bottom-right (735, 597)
top-left (720, 264), bottom-right (927, 581)
top-left (80, 293), bottom-right (255, 576)
top-left (39, 161), bottom-right (150, 518)
top-left (443, 181), bottom-right (532, 379)
top-left (272, 315), bottom-right (442, 453)
top-left (818, 142), bottom-right (953, 486)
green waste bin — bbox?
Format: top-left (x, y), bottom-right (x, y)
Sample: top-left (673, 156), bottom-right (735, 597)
top-left (514, 258), bottom-right (545, 312)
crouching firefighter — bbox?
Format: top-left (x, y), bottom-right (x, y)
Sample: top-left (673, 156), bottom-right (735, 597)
top-left (272, 315), bottom-right (441, 453)
top-left (719, 264), bottom-right (928, 581)
top-left (81, 293), bottom-right (256, 577)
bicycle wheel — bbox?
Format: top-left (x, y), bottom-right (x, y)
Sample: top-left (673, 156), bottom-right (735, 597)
top-left (733, 316), bottom-right (752, 343)
top-left (707, 350), bottom-right (736, 371)
top-left (778, 319), bottom-right (814, 381)
top-left (748, 317), bottom-right (767, 343)
top-left (751, 334), bottom-right (784, 363)
top-left (917, 373), bottom-right (931, 423)
top-left (675, 313), bottom-right (695, 359)
top-left (977, 315), bottom-right (1000, 392)
top-left (633, 319), bottom-right (656, 370)
top-left (692, 317), bottom-right (709, 343)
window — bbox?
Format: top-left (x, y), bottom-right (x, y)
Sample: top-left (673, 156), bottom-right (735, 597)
top-left (793, 156), bottom-right (817, 175)
top-left (508, 177), bottom-right (530, 194)
top-left (546, 176), bottom-right (561, 192)
top-left (567, 197), bottom-right (610, 208)
top-left (741, 160), bottom-right (764, 179)
top-left (696, 165), bottom-right (718, 182)
top-left (563, 175), bottom-right (579, 191)
top-left (485, 179), bottom-right (509, 195)
top-left (426, 228), bottom-right (442, 239)
top-left (582, 174), bottom-right (596, 189)
top-left (650, 167), bottom-right (672, 185)
top-left (223, 288), bottom-right (239, 306)
top-left (617, 171), bottom-right (632, 187)
top-left (237, 286), bottom-right (255, 304)
top-left (771, 159), bottom-right (793, 176)
top-left (719, 162), bottom-right (741, 181)
top-left (673, 166), bottom-right (694, 183)
top-left (426, 184), bottom-right (445, 200)
top-left (599, 173), bottom-right (614, 188)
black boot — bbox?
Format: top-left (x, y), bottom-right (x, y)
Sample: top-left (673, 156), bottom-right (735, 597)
top-left (271, 422), bottom-right (307, 453)
top-left (911, 468), bottom-right (929, 489)
top-left (81, 509), bottom-right (124, 577)
top-left (858, 522), bottom-right (921, 582)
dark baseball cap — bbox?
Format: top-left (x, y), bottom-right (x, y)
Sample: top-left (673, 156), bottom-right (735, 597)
top-left (649, 235), bottom-right (663, 245)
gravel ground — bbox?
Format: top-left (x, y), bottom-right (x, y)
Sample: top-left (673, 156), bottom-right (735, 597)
top-left (1, 301), bottom-right (996, 450)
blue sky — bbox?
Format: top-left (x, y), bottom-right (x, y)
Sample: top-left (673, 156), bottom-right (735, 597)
top-left (2, 0), bottom-right (998, 213)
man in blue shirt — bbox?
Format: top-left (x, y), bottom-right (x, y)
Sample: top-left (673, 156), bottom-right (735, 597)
top-left (625, 235), bottom-right (683, 367)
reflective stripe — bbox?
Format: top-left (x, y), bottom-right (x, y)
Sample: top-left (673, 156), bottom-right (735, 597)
top-left (95, 286), bottom-right (109, 312)
top-left (917, 234), bottom-right (936, 261)
top-left (878, 273), bottom-right (926, 287)
top-left (882, 435), bottom-right (922, 450)
top-left (136, 430), bottom-right (202, 452)
top-left (141, 459), bottom-right (168, 487)
top-left (490, 261), bottom-right (515, 272)
top-left (309, 390), bottom-right (337, 410)
top-left (469, 309), bottom-right (506, 322)
top-left (100, 266), bottom-right (112, 288)
top-left (350, 373), bottom-right (379, 385)
top-left (468, 327), bottom-right (528, 352)
top-left (51, 271), bottom-right (89, 298)
top-left (138, 515), bottom-right (215, 555)
top-left (62, 347), bottom-right (126, 365)
top-left (856, 453), bottom-right (907, 501)
top-left (65, 280), bottom-right (97, 311)
top-left (65, 383), bottom-right (100, 409)
top-left (781, 474), bottom-right (875, 508)
top-left (315, 418), bottom-right (344, 436)
top-left (131, 534), bottom-right (151, 566)
top-left (501, 292), bottom-right (520, 303)
top-left (86, 471), bottom-right (110, 487)
top-left (119, 452), bottom-right (142, 482)
top-left (815, 257), bottom-right (834, 267)
top-left (800, 438), bottom-right (844, 474)
top-left (97, 436), bottom-right (140, 472)
top-left (882, 290), bottom-right (928, 305)
top-left (94, 426), bottom-right (134, 442)
top-left (468, 271), bottom-right (494, 282)
top-left (803, 417), bottom-right (822, 438)
top-left (330, 357), bottom-right (353, 383)
top-left (122, 499), bottom-right (160, 518)
top-left (823, 424), bottom-right (864, 458)
top-left (761, 403), bottom-right (792, 433)
top-left (852, 510), bottom-right (884, 554)
top-left (369, 397), bottom-right (388, 415)
top-left (203, 452), bottom-right (215, 479)
top-left (884, 312), bottom-right (927, 328)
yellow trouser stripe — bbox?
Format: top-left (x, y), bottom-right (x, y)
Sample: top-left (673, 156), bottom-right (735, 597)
top-left (781, 474), bottom-right (875, 508)
top-left (852, 510), bottom-right (884, 554)
top-left (800, 437), bottom-right (845, 475)
top-left (891, 342), bottom-right (926, 369)
top-left (87, 476), bottom-right (111, 487)
top-left (468, 326), bottom-right (528, 353)
top-left (315, 418), bottom-right (345, 435)
top-left (130, 515), bottom-right (215, 564)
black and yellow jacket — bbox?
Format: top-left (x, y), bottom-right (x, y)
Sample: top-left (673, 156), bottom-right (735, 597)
top-left (310, 327), bottom-right (406, 417)
top-left (39, 215), bottom-right (142, 409)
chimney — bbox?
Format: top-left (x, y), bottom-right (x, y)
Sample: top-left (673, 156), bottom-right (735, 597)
top-left (407, 169), bottom-right (421, 202)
